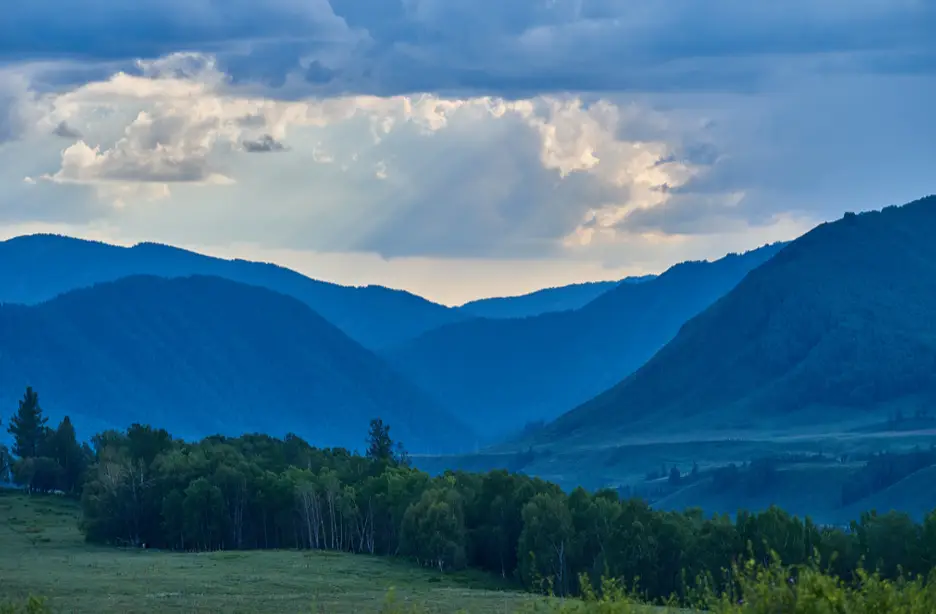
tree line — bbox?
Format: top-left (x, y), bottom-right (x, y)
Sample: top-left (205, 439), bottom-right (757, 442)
top-left (6, 386), bottom-right (936, 605)
top-left (1, 387), bottom-right (91, 494)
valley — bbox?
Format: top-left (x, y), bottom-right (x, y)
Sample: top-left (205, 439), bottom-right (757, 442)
top-left (413, 426), bottom-right (936, 525)
top-left (3, 3), bottom-right (934, 610)
top-left (5, 196), bottom-right (936, 612)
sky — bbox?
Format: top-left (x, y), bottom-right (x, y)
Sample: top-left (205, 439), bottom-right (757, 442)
top-left (0, 1), bottom-right (934, 305)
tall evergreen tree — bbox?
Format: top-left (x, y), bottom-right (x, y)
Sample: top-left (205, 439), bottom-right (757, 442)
top-left (395, 441), bottom-right (411, 468)
top-left (366, 418), bottom-right (394, 463)
top-left (0, 416), bottom-right (7, 483)
top-left (50, 416), bottom-right (88, 493)
top-left (7, 386), bottom-right (49, 459)
top-left (0, 443), bottom-right (9, 483)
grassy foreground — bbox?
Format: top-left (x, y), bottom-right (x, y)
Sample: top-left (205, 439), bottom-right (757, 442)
top-left (7, 489), bottom-right (936, 613)
top-left (0, 490), bottom-right (535, 613)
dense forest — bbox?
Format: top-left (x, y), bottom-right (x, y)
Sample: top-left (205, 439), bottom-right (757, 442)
top-left (6, 387), bottom-right (936, 608)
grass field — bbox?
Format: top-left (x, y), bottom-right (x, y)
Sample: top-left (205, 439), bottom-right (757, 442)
top-left (0, 490), bottom-right (537, 613)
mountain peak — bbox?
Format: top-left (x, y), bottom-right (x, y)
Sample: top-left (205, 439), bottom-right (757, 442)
top-left (0, 233), bottom-right (463, 350)
top-left (534, 195), bottom-right (936, 449)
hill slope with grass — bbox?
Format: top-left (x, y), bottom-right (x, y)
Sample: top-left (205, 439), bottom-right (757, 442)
top-left (0, 234), bottom-right (465, 350)
top-left (385, 244), bottom-right (786, 438)
top-left (0, 275), bottom-right (474, 452)
top-left (838, 464), bottom-right (936, 523)
top-left (536, 195), bottom-right (936, 448)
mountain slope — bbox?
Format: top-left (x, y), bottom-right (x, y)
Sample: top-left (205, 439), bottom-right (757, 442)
top-left (384, 243), bottom-right (786, 439)
top-left (457, 276), bottom-right (655, 320)
top-left (838, 464), bottom-right (936, 523)
top-left (536, 196), bottom-right (936, 448)
top-left (0, 235), bottom-right (465, 350)
top-left (0, 275), bottom-right (475, 453)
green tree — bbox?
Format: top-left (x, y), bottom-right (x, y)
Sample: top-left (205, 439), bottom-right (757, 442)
top-left (125, 423), bottom-right (173, 468)
top-left (401, 485), bottom-right (467, 572)
top-left (0, 444), bottom-right (10, 483)
top-left (12, 456), bottom-right (63, 493)
top-left (395, 441), bottom-right (411, 468)
top-left (49, 416), bottom-right (89, 493)
top-left (183, 477), bottom-right (225, 550)
top-left (366, 418), bottom-right (394, 463)
top-left (0, 415), bottom-right (10, 483)
top-left (7, 387), bottom-right (49, 459)
top-left (161, 489), bottom-right (187, 550)
top-left (518, 491), bottom-right (575, 596)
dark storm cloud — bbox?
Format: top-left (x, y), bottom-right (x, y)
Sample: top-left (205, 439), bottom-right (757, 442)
top-left (242, 135), bottom-right (289, 153)
top-left (0, 1), bottom-right (933, 97)
top-left (0, 0), bottom-right (353, 61)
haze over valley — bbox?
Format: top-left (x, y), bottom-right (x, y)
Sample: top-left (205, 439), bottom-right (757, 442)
top-left (5, 198), bottom-right (936, 526)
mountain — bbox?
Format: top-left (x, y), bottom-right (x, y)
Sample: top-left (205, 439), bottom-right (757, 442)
top-left (383, 243), bottom-right (787, 439)
top-left (0, 275), bottom-right (476, 453)
top-left (534, 196), bottom-right (936, 449)
top-left (0, 234), bottom-right (466, 350)
top-left (456, 275), bottom-right (656, 320)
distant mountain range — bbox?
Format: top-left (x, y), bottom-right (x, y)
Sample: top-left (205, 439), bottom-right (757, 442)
top-left (0, 235), bottom-right (465, 351)
top-left (0, 275), bottom-right (476, 453)
top-left (0, 234), bottom-right (661, 350)
top-left (457, 276), bottom-right (655, 320)
top-left (384, 243), bottom-right (787, 439)
top-left (532, 196), bottom-right (936, 450)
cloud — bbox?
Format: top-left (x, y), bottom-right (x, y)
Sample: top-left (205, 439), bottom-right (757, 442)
top-left (243, 134), bottom-right (288, 152)
top-left (0, 92), bottom-right (16, 142)
top-left (5, 47), bottom-right (933, 263)
top-left (0, 2), bottom-right (933, 301)
top-left (44, 138), bottom-right (229, 185)
top-left (52, 120), bottom-right (81, 138)
top-left (10, 57), bottom-right (735, 258)
top-left (0, 69), bottom-right (40, 143)
top-left (0, 0), bottom-right (358, 61)
top-left (1, 1), bottom-right (932, 99)
top-left (26, 55), bottom-right (324, 202)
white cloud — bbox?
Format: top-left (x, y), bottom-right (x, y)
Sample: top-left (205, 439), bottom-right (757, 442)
top-left (374, 160), bottom-right (388, 180)
top-left (10, 53), bottom-right (759, 260)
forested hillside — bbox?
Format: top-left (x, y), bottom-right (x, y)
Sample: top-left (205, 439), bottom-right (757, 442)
top-left (0, 235), bottom-right (465, 350)
top-left (386, 243), bottom-right (786, 438)
top-left (456, 276), bottom-right (654, 319)
top-left (537, 196), bottom-right (936, 448)
top-left (0, 276), bottom-right (474, 452)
